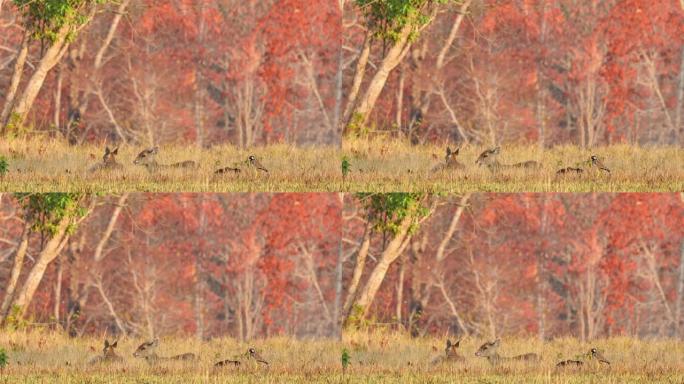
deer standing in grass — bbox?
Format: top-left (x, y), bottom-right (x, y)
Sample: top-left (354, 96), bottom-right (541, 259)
top-left (431, 339), bottom-right (465, 364)
top-left (132, 338), bottom-right (197, 363)
top-left (133, 147), bottom-right (198, 171)
top-left (474, 339), bottom-right (539, 364)
top-left (88, 339), bottom-right (123, 364)
top-left (88, 147), bottom-right (123, 173)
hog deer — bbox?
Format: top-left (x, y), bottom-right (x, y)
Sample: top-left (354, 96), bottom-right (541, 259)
top-left (133, 147), bottom-right (197, 171)
top-left (476, 147), bottom-right (541, 170)
top-left (88, 147), bottom-right (123, 173)
top-left (432, 147), bottom-right (465, 172)
top-left (590, 155), bottom-right (611, 174)
top-left (431, 339), bottom-right (465, 364)
top-left (474, 339), bottom-right (539, 364)
top-left (88, 339), bottom-right (123, 364)
top-left (590, 348), bottom-right (610, 365)
top-left (214, 347), bottom-right (269, 368)
top-left (132, 338), bottom-right (197, 363)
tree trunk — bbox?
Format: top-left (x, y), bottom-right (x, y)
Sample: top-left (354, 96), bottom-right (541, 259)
top-left (333, 194), bottom-right (345, 338)
top-left (675, 47), bottom-right (684, 145)
top-left (7, 23), bottom-right (72, 130)
top-left (0, 224), bottom-right (30, 323)
top-left (342, 30), bottom-right (372, 125)
top-left (676, 238), bottom-right (684, 337)
top-left (345, 22), bottom-right (414, 132)
top-left (435, 193), bottom-right (470, 263)
top-left (0, 31), bottom-right (30, 131)
top-left (395, 254), bottom-right (406, 323)
top-left (94, 194), bottom-right (128, 262)
top-left (342, 222), bottom-right (371, 318)
top-left (347, 208), bottom-right (416, 321)
top-left (10, 213), bottom-right (74, 317)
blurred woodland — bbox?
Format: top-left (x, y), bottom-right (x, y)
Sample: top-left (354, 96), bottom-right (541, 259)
top-left (0, 0), bottom-right (342, 146)
top-left (0, 193), bottom-right (343, 340)
top-left (342, 0), bottom-right (684, 146)
top-left (342, 193), bottom-right (684, 340)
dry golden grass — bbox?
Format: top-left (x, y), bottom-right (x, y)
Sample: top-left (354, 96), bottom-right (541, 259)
top-left (343, 137), bottom-right (684, 192)
top-left (1, 330), bottom-right (682, 383)
top-left (0, 138), bottom-right (342, 192)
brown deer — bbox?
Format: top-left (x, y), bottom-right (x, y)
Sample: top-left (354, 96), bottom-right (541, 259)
top-left (133, 147), bottom-right (197, 171)
top-left (475, 147), bottom-right (501, 167)
top-left (432, 147), bottom-right (465, 172)
top-left (474, 339), bottom-right (539, 364)
top-left (590, 347), bottom-right (610, 365)
top-left (88, 339), bottom-right (123, 364)
top-left (214, 347), bottom-right (268, 368)
top-left (88, 147), bottom-right (123, 173)
top-left (132, 338), bottom-right (197, 363)
top-left (555, 359), bottom-right (583, 368)
top-left (556, 167), bottom-right (584, 176)
top-left (431, 339), bottom-right (465, 364)
top-left (590, 155), bottom-right (611, 174)
top-left (476, 147), bottom-right (541, 170)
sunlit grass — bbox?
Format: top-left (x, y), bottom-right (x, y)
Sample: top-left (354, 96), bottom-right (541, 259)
top-left (0, 138), bottom-right (342, 192)
top-left (1, 330), bottom-right (682, 383)
top-left (342, 137), bottom-right (684, 192)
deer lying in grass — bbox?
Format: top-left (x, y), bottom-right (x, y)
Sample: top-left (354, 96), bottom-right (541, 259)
top-left (133, 147), bottom-right (198, 171)
top-left (214, 347), bottom-right (269, 368)
top-left (132, 338), bottom-right (197, 363)
top-left (215, 155), bottom-right (268, 175)
top-left (432, 147), bottom-right (465, 172)
top-left (88, 147), bottom-right (123, 173)
top-left (474, 339), bottom-right (539, 364)
top-left (431, 339), bottom-right (465, 364)
top-left (476, 147), bottom-right (541, 170)
top-left (88, 339), bottom-right (123, 364)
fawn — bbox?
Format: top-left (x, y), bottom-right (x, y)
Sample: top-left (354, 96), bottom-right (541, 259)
top-left (132, 338), bottom-right (197, 363)
top-left (88, 339), bottom-right (123, 364)
top-left (431, 339), bottom-right (465, 364)
top-left (88, 147), bottom-right (123, 173)
top-left (474, 339), bottom-right (539, 364)
top-left (475, 147), bottom-right (501, 167)
top-left (133, 147), bottom-right (197, 170)
top-left (432, 147), bottom-right (465, 172)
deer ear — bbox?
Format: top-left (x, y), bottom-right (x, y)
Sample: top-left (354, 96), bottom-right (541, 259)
top-left (446, 340), bottom-right (452, 347)
top-left (104, 340), bottom-right (110, 348)
top-left (446, 147), bottom-right (452, 155)
top-left (111, 340), bottom-right (118, 348)
top-left (105, 147), bottom-right (111, 154)
top-left (112, 147), bottom-right (119, 155)
top-left (455, 147), bottom-right (460, 155)
top-left (455, 339), bottom-right (461, 347)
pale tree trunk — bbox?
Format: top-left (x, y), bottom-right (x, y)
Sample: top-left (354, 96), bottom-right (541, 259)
top-left (342, 222), bottom-right (371, 318)
top-left (193, 1), bottom-right (207, 148)
top-left (346, 22), bottom-right (414, 132)
top-left (0, 31), bottom-right (30, 130)
top-left (343, 30), bottom-right (372, 125)
top-left (676, 238), bottom-right (684, 337)
top-left (333, 197), bottom-right (345, 338)
top-left (536, 194), bottom-right (549, 341)
top-left (10, 213), bottom-right (74, 317)
top-left (395, 254), bottom-right (406, 323)
top-left (0, 223), bottom-right (30, 323)
top-left (434, 193), bottom-right (470, 263)
top-left (7, 23), bottom-right (72, 130)
top-left (194, 195), bottom-right (206, 340)
top-left (94, 193), bottom-right (128, 262)
top-left (53, 253), bottom-right (64, 324)
top-left (347, 207), bottom-right (417, 321)
top-left (674, 47), bottom-right (684, 145)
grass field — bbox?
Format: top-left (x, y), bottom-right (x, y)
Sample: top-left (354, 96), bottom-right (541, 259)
top-left (1, 330), bottom-right (682, 383)
top-left (342, 137), bottom-right (684, 192)
top-left (1, 138), bottom-right (682, 192)
top-left (0, 138), bottom-right (342, 192)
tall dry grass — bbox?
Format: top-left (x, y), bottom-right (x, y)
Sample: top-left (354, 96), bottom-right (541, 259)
top-left (1, 330), bottom-right (682, 383)
top-left (0, 138), bottom-right (341, 192)
top-left (343, 137), bottom-right (684, 192)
